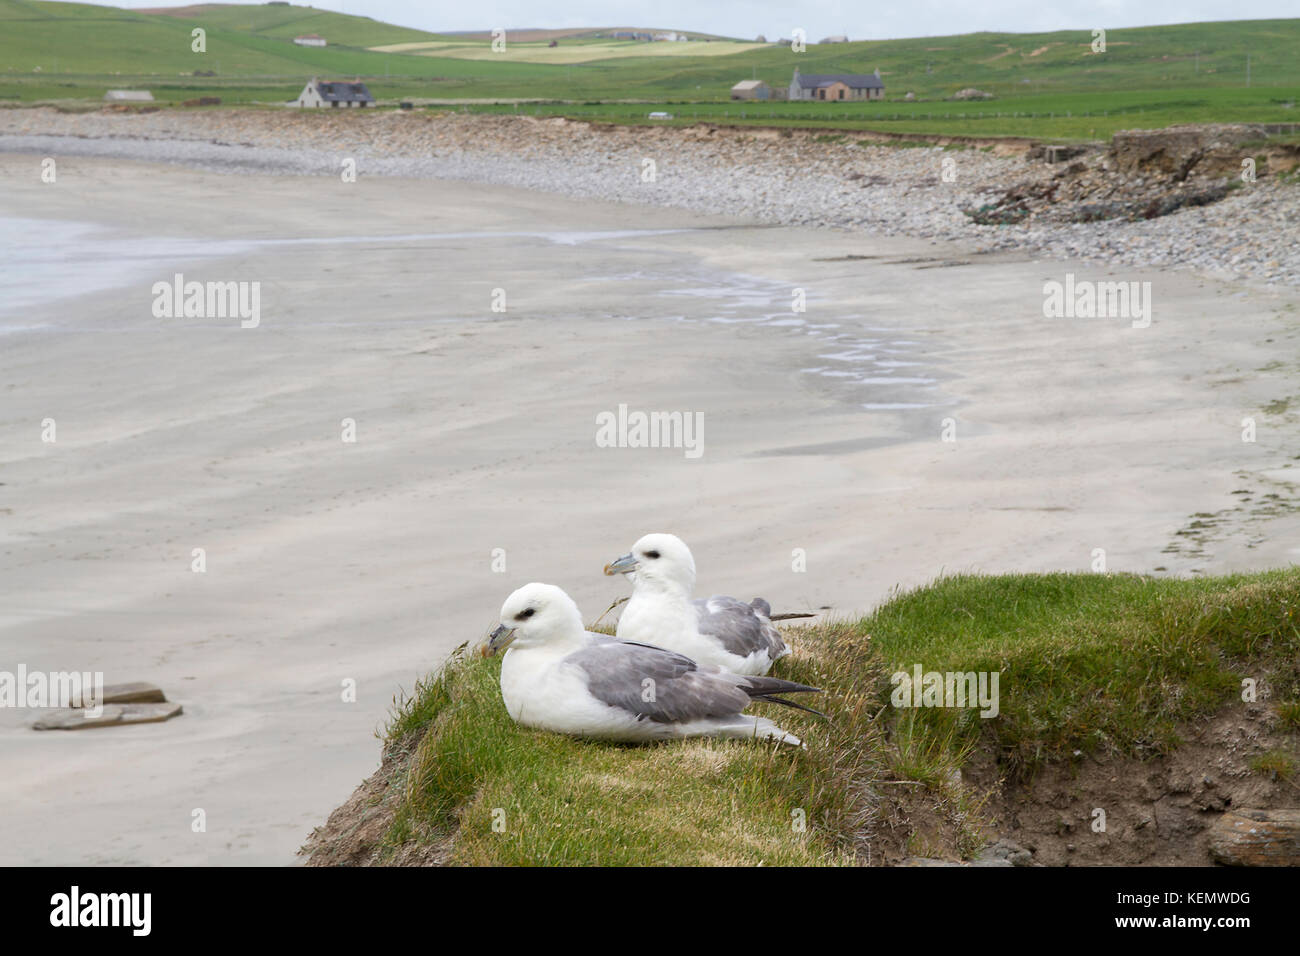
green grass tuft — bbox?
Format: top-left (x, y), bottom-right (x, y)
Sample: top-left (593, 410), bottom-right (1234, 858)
top-left (1278, 701), bottom-right (1300, 729)
top-left (1249, 750), bottom-right (1296, 780)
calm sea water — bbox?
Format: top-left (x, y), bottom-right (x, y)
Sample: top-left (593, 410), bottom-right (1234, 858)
top-left (0, 217), bottom-right (263, 329)
top-left (0, 217), bottom-right (946, 413)
top-left (0, 218), bottom-right (687, 328)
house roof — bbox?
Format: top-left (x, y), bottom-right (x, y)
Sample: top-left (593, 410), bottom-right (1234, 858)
top-left (793, 72), bottom-right (884, 89)
top-left (731, 79), bottom-right (768, 90)
top-left (295, 34), bottom-right (326, 40)
top-left (313, 81), bottom-right (374, 103)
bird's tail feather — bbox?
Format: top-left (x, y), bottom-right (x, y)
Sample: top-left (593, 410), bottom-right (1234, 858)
top-left (742, 675), bottom-right (820, 697)
top-left (742, 675), bottom-right (826, 718)
top-left (753, 694), bottom-right (828, 719)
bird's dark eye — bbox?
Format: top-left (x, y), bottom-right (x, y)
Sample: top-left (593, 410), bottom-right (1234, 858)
top-left (645, 550), bottom-right (660, 559)
top-left (515, 607), bottom-right (535, 621)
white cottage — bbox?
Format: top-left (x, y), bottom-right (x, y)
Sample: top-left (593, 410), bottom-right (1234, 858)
top-left (293, 77), bottom-right (375, 108)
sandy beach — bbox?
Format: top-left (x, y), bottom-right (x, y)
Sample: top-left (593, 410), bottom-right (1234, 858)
top-left (1, 149), bottom-right (1298, 865)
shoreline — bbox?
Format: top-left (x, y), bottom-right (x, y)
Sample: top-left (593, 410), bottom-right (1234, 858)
top-left (2, 108), bottom-right (1298, 290)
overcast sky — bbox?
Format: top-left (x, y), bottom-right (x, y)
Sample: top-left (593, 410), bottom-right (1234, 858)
top-left (110, 1), bottom-right (1295, 39)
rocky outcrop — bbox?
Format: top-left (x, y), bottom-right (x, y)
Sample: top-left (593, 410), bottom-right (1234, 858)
top-left (1209, 809), bottom-right (1300, 866)
top-left (1111, 123), bottom-right (1277, 180)
top-left (902, 838), bottom-right (1035, 867)
top-left (968, 123), bottom-right (1300, 227)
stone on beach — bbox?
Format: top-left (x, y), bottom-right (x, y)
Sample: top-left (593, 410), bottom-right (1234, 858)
top-left (101, 681), bottom-right (167, 704)
top-left (32, 700), bottom-right (183, 731)
top-left (30, 681), bottom-right (179, 730)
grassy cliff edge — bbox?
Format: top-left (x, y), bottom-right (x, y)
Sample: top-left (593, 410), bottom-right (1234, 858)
top-left (303, 570), bottom-right (1300, 866)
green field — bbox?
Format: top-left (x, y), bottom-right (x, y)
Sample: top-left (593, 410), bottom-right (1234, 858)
top-left (1, 1), bottom-right (1298, 141)
top-left (462, 88), bottom-right (1299, 141)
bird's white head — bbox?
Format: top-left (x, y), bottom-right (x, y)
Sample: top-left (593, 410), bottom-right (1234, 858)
top-left (483, 582), bottom-right (585, 656)
top-left (603, 532), bottom-right (696, 594)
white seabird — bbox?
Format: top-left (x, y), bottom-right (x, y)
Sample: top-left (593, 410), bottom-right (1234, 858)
top-left (604, 533), bottom-right (789, 676)
top-left (483, 583), bottom-right (820, 746)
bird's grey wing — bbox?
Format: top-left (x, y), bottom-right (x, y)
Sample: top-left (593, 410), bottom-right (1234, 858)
top-left (693, 596), bottom-right (787, 659)
top-left (567, 640), bottom-right (751, 724)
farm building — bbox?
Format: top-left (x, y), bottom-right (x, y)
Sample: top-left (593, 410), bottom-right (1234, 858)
top-left (293, 34), bottom-right (328, 47)
top-left (789, 68), bottom-right (884, 101)
top-left (292, 78), bottom-right (375, 108)
top-left (730, 79), bottom-right (771, 100)
top-left (104, 90), bottom-right (154, 102)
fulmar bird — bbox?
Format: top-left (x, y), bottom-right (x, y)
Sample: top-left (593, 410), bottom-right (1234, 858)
top-left (483, 583), bottom-right (820, 746)
top-left (604, 533), bottom-right (789, 676)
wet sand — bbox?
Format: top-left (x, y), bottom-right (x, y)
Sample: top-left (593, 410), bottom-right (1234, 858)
top-left (1, 153), bottom-right (1297, 864)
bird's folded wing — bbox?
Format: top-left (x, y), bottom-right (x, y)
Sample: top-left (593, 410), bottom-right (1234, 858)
top-left (569, 640), bottom-right (752, 723)
top-left (693, 596), bottom-right (787, 659)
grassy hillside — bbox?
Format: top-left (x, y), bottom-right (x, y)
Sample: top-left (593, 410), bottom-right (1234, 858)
top-left (137, 2), bottom-right (449, 46)
top-left (0, 0), bottom-right (136, 19)
top-left (0, 3), bottom-right (1297, 140)
top-left (0, 0), bottom-right (420, 74)
top-left (0, 0), bottom-right (560, 101)
top-left (307, 569), bottom-right (1300, 866)
top-left (366, 38), bottom-right (768, 65)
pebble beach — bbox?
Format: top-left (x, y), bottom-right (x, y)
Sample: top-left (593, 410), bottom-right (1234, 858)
top-left (3, 106), bottom-right (1298, 287)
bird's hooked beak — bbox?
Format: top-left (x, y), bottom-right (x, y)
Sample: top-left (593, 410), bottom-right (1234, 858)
top-left (481, 623), bottom-right (517, 657)
top-left (603, 552), bottom-right (639, 576)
